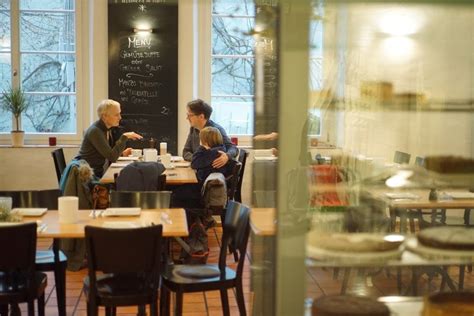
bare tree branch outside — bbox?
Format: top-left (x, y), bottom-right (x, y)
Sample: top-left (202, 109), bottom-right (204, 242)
top-left (0, 0), bottom-right (76, 133)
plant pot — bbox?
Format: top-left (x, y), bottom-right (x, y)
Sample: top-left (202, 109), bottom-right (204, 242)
top-left (11, 131), bottom-right (25, 147)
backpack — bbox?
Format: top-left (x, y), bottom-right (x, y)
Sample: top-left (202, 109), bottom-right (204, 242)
top-left (174, 173), bottom-right (228, 264)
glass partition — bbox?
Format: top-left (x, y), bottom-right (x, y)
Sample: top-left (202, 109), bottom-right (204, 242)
top-left (251, 0), bottom-right (474, 315)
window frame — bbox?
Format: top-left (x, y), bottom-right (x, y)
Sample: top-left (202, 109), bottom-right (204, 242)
top-left (0, 0), bottom-right (84, 145)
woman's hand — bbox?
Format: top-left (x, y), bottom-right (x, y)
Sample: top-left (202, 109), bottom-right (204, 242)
top-left (123, 132), bottom-right (143, 140)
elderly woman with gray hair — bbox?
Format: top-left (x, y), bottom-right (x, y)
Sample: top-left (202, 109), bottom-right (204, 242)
top-left (75, 99), bottom-right (142, 178)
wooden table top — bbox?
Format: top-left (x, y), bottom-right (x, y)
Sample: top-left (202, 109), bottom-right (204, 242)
top-left (372, 189), bottom-right (474, 209)
top-left (100, 162), bottom-right (198, 185)
top-left (22, 209), bottom-right (189, 238)
top-left (250, 208), bottom-right (276, 236)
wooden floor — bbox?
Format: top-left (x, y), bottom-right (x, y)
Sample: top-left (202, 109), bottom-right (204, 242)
top-left (17, 226), bottom-right (474, 315)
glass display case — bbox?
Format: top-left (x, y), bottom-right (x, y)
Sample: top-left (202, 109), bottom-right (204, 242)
top-left (251, 0), bottom-right (474, 315)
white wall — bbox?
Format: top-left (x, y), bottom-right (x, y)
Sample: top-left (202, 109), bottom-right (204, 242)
top-left (320, 3), bottom-right (474, 163)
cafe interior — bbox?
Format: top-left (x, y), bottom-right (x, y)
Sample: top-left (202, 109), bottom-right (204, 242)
top-left (1, 0), bottom-right (474, 315)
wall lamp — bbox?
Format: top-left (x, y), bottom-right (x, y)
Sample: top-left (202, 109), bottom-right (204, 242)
top-left (133, 28), bottom-right (153, 34)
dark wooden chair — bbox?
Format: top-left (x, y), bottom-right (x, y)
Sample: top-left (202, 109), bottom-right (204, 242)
top-left (0, 189), bottom-right (67, 316)
top-left (160, 200), bottom-right (250, 316)
top-left (234, 149), bottom-right (249, 203)
top-left (51, 148), bottom-right (67, 185)
top-left (0, 222), bottom-right (48, 316)
top-left (109, 190), bottom-right (172, 209)
top-left (83, 225), bottom-right (163, 316)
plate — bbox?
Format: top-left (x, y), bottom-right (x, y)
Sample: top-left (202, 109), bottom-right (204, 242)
top-left (102, 221), bottom-right (140, 229)
top-left (171, 156), bottom-right (184, 162)
top-left (306, 244), bottom-right (403, 264)
top-left (102, 207), bottom-right (141, 217)
top-left (384, 192), bottom-right (419, 200)
top-left (12, 208), bottom-right (47, 216)
top-left (405, 237), bottom-right (474, 260)
top-left (110, 162), bottom-right (132, 168)
top-left (444, 191), bottom-right (474, 199)
top-left (173, 162), bottom-right (191, 168)
top-left (254, 156), bottom-right (278, 161)
top-left (118, 156), bottom-right (139, 161)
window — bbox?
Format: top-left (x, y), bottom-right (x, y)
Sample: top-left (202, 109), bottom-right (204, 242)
top-left (308, 5), bottom-right (324, 136)
top-left (0, 0), bottom-right (77, 134)
top-left (211, 0), bottom-right (255, 136)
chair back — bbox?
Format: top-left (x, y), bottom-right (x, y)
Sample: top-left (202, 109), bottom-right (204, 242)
top-left (51, 148), bottom-right (67, 184)
top-left (0, 190), bottom-right (60, 209)
top-left (84, 225), bottom-right (163, 297)
top-left (235, 149), bottom-right (249, 202)
top-left (226, 160), bottom-right (242, 201)
top-left (218, 200), bottom-right (250, 276)
top-left (0, 222), bottom-right (37, 272)
top-left (394, 151), bottom-right (411, 164)
top-left (110, 191), bottom-right (172, 209)
top-left (415, 156), bottom-right (425, 167)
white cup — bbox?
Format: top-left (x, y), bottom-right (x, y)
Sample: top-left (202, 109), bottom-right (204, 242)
top-left (131, 149), bottom-right (142, 157)
top-left (161, 153), bottom-right (172, 168)
top-left (58, 196), bottom-right (79, 224)
top-left (0, 197), bottom-right (12, 211)
top-left (144, 149), bottom-right (158, 162)
top-left (160, 142), bottom-right (167, 156)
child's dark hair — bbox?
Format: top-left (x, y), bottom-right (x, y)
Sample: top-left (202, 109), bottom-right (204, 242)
top-left (200, 127), bottom-right (223, 148)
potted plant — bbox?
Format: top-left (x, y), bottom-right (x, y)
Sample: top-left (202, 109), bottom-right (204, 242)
top-left (1, 87), bottom-right (29, 147)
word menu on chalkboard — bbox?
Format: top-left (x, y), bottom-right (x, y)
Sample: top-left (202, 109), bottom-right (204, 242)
top-left (108, 0), bottom-right (178, 153)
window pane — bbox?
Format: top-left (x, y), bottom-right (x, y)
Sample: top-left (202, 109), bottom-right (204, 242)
top-left (211, 96), bottom-right (254, 135)
top-left (0, 1), bottom-right (10, 10)
top-left (212, 0), bottom-right (254, 16)
top-left (20, 12), bottom-right (75, 52)
top-left (22, 94), bottom-right (76, 133)
top-left (0, 3), bottom-right (11, 132)
top-left (212, 17), bottom-right (254, 56)
top-left (212, 57), bottom-right (254, 95)
top-left (20, 0), bottom-right (74, 11)
top-left (21, 53), bottom-right (76, 93)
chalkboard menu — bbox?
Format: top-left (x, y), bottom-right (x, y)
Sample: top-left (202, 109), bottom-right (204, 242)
top-left (108, 0), bottom-right (178, 153)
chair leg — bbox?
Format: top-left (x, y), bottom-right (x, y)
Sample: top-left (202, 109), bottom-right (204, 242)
top-left (55, 264), bottom-right (67, 316)
top-left (27, 300), bottom-right (35, 316)
top-left (138, 304), bottom-right (146, 316)
top-left (10, 304), bottom-right (21, 316)
top-left (459, 265), bottom-right (465, 290)
top-left (38, 293), bottom-right (46, 316)
top-left (397, 267), bottom-right (402, 294)
top-left (150, 294), bottom-right (159, 316)
top-left (0, 304), bottom-right (7, 316)
top-left (220, 289), bottom-right (230, 316)
top-left (341, 268), bottom-right (351, 294)
top-left (160, 287), bottom-right (170, 316)
top-left (235, 281), bottom-right (247, 316)
top-left (175, 291), bottom-right (183, 316)
top-left (87, 302), bottom-right (99, 316)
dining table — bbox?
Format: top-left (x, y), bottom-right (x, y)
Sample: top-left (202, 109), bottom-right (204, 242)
top-left (100, 159), bottom-right (198, 185)
top-left (21, 208), bottom-right (189, 316)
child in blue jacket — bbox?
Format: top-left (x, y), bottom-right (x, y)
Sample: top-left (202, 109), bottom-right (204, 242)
top-left (171, 127), bottom-right (231, 208)
top-left (191, 126), bottom-right (232, 182)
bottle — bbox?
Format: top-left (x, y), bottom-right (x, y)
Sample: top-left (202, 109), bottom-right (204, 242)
top-left (149, 138), bottom-right (157, 149)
